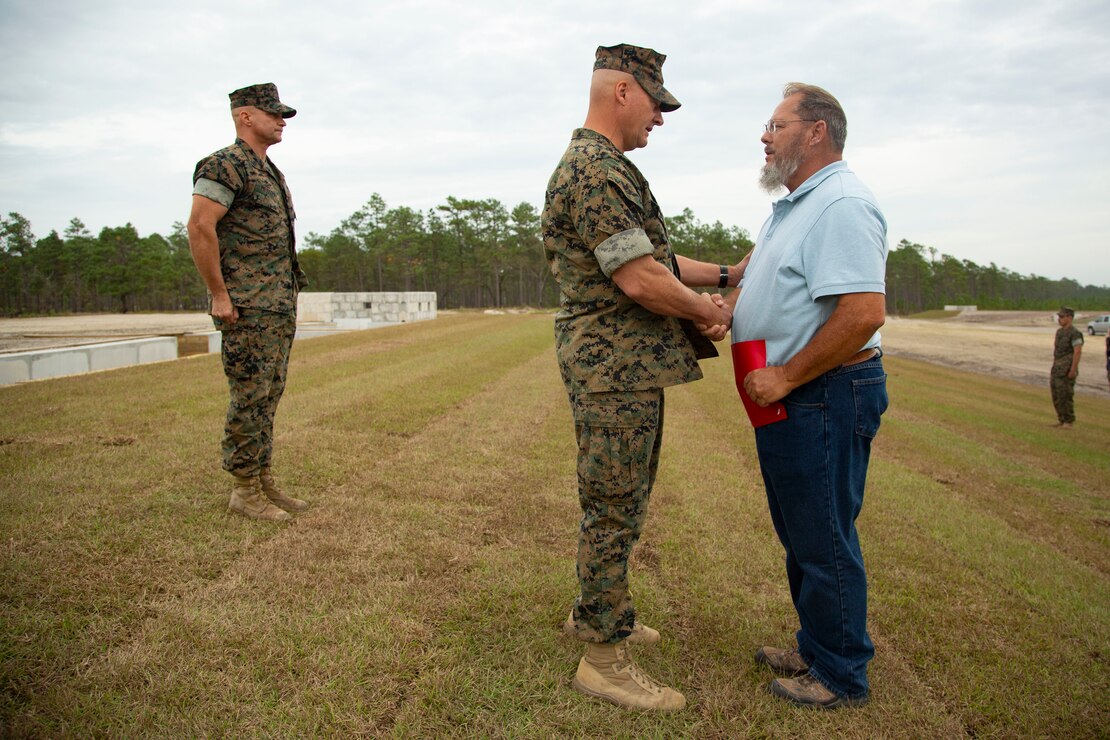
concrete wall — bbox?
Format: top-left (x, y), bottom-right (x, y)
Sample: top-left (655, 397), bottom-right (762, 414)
top-left (0, 337), bottom-right (178, 386)
top-left (297, 291), bottom-right (437, 324)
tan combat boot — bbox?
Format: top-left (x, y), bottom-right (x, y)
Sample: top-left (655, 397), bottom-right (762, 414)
top-left (564, 612), bottom-right (661, 646)
top-left (229, 474), bottom-right (291, 521)
top-left (259, 468), bottom-right (308, 513)
top-left (572, 641), bottom-right (685, 711)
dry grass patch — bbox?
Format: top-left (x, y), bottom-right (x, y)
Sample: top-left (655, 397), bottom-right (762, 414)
top-left (1, 316), bottom-right (1107, 737)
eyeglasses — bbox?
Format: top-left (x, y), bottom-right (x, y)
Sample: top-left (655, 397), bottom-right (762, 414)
top-left (763, 119), bottom-right (817, 134)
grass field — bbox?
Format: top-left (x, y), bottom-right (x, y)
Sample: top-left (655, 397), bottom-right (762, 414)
top-left (1, 312), bottom-right (1107, 738)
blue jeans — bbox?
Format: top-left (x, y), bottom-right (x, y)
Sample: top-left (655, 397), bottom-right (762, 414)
top-left (754, 354), bottom-right (887, 699)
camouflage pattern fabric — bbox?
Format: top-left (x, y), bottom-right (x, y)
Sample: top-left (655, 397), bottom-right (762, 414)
top-left (567, 390), bottom-right (663, 643)
top-left (214, 310), bottom-right (296, 476)
top-left (1050, 374), bottom-right (1077, 423)
top-left (1052, 325), bottom-right (1084, 366)
top-left (228, 82), bottom-right (296, 118)
top-left (1050, 325), bottom-right (1083, 423)
top-left (593, 44), bottom-right (681, 112)
top-left (544, 127), bottom-right (704, 644)
top-left (193, 138), bottom-right (307, 314)
top-left (542, 128), bottom-right (701, 394)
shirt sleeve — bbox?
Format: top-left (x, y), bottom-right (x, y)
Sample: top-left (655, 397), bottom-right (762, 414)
top-left (192, 178), bottom-right (235, 208)
top-left (595, 228), bottom-right (655, 277)
top-left (192, 153), bottom-right (244, 201)
top-left (572, 165), bottom-right (650, 275)
top-left (803, 197), bottom-right (888, 300)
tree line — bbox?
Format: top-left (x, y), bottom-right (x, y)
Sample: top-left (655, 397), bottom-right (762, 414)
top-left (2, 199), bottom-right (1107, 317)
top-left (885, 239), bottom-right (1110, 314)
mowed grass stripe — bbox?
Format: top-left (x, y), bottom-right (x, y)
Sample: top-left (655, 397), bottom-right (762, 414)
top-left (61, 320), bottom-right (576, 736)
top-left (0, 313), bottom-right (556, 734)
top-left (879, 357), bottom-right (1109, 575)
top-left (2, 318), bottom-right (1108, 737)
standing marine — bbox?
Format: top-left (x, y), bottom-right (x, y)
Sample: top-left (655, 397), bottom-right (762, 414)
top-left (1050, 306), bottom-right (1083, 428)
top-left (542, 43), bottom-right (742, 711)
top-left (187, 83), bottom-right (310, 521)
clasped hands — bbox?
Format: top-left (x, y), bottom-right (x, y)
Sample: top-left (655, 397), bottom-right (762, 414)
top-left (695, 293), bottom-right (731, 342)
top-left (692, 293), bottom-right (792, 406)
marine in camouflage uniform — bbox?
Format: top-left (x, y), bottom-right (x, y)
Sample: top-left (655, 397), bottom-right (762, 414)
top-left (543, 44), bottom-right (736, 712)
top-left (188, 83), bottom-right (309, 521)
top-left (547, 125), bottom-right (701, 643)
top-left (1050, 306), bottom-right (1083, 425)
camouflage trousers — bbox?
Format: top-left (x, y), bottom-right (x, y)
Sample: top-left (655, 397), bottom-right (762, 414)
top-left (566, 389), bottom-right (664, 644)
top-left (214, 310), bottom-right (296, 477)
top-left (1050, 367), bottom-right (1076, 423)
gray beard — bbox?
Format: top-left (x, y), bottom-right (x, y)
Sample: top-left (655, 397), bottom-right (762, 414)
top-left (759, 164), bottom-right (787, 194)
top-left (759, 147), bottom-right (804, 194)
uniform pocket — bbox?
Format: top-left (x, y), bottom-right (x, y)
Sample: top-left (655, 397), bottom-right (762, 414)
top-left (572, 394), bottom-right (658, 506)
top-left (221, 321), bottom-right (263, 381)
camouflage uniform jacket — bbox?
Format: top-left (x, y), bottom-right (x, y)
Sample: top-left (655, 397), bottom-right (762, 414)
top-left (193, 138), bottom-right (307, 314)
top-left (542, 128), bottom-right (701, 394)
top-left (1052, 325), bottom-right (1083, 374)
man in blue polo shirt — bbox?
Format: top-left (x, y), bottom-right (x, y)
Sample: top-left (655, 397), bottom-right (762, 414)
top-left (723, 82), bottom-right (889, 708)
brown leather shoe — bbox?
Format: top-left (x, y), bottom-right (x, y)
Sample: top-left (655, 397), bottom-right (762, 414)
top-left (229, 475), bottom-right (291, 522)
top-left (755, 646), bottom-right (809, 676)
top-left (572, 641), bottom-right (685, 711)
top-left (564, 612), bottom-right (661, 646)
top-left (259, 468), bottom-right (309, 513)
top-left (769, 673), bottom-right (869, 709)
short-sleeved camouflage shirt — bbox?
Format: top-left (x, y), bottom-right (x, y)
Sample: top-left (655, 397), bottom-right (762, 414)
top-left (542, 128), bottom-right (700, 394)
top-left (1053, 325), bottom-right (1084, 371)
top-left (193, 138), bottom-right (307, 314)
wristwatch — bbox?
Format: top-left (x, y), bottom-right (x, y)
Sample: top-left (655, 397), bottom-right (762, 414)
top-left (718, 265), bottom-right (729, 289)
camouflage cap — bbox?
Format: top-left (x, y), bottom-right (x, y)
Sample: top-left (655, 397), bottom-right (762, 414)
top-left (594, 44), bottom-right (681, 112)
top-left (1057, 306), bottom-right (1075, 317)
top-left (228, 83), bottom-right (296, 118)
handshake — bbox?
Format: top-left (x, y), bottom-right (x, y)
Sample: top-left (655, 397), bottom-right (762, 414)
top-left (695, 292), bottom-right (733, 342)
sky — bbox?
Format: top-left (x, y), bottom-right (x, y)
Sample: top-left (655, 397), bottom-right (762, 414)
top-left (2, 0), bottom-right (1109, 287)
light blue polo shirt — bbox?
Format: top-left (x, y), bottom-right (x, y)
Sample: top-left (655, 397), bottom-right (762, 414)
top-left (732, 161), bottom-right (887, 366)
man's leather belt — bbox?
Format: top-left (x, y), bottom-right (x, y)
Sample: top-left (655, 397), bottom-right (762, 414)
top-left (840, 347), bottom-right (879, 368)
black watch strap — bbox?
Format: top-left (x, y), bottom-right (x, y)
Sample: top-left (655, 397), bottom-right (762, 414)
top-left (718, 265), bottom-right (729, 289)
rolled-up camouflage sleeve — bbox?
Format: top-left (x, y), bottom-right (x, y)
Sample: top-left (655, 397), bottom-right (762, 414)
top-left (572, 165), bottom-right (647, 248)
top-left (193, 178), bottom-right (235, 208)
top-left (192, 153), bottom-right (243, 201)
top-left (595, 228), bottom-right (655, 277)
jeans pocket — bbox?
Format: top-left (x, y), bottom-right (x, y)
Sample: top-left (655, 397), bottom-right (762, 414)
top-left (852, 375), bottom-right (888, 438)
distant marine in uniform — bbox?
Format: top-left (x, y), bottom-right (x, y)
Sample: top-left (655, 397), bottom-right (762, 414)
top-left (1050, 306), bottom-right (1083, 427)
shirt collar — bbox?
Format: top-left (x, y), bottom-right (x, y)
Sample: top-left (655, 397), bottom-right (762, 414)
top-left (573, 127), bottom-right (620, 151)
top-left (782, 160), bottom-right (848, 203)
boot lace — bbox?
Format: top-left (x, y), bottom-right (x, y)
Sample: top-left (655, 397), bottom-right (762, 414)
top-left (616, 652), bottom-right (664, 695)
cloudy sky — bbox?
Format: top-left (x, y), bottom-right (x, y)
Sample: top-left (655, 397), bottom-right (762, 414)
top-left (2, 0), bottom-right (1109, 287)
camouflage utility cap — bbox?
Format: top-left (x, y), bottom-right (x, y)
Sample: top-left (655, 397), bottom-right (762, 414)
top-left (229, 83), bottom-right (296, 118)
top-left (1057, 306), bottom-right (1075, 317)
top-left (594, 44), bottom-right (680, 112)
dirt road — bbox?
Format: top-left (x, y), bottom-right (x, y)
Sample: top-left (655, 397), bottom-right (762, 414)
top-left (2, 310), bottom-right (1107, 397)
top-left (881, 311), bottom-right (1108, 398)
